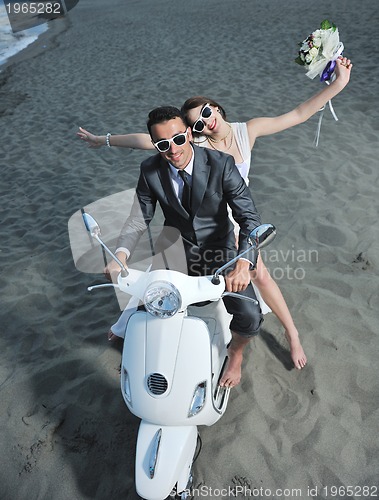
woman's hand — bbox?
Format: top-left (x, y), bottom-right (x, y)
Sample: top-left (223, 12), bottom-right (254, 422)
top-left (77, 128), bottom-right (154, 150)
top-left (77, 127), bottom-right (103, 148)
top-left (334, 56), bottom-right (353, 86)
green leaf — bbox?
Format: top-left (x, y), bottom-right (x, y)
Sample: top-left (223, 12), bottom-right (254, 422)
top-left (320, 19), bottom-right (332, 30)
top-left (294, 56), bottom-right (305, 66)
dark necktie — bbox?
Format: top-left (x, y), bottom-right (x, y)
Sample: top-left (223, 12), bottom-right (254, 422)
top-left (178, 169), bottom-right (192, 213)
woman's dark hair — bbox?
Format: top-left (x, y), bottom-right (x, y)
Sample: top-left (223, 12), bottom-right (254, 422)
top-left (181, 96), bottom-right (227, 135)
top-left (147, 106), bottom-right (187, 136)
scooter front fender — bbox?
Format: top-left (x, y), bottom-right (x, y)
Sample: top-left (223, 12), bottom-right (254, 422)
top-left (135, 421), bottom-right (197, 500)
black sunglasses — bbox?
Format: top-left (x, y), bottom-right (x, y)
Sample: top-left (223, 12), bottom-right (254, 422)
top-left (153, 130), bottom-right (189, 153)
top-left (192, 104), bottom-right (213, 133)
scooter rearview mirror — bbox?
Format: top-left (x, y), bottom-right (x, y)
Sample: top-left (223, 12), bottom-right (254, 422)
top-left (81, 211), bottom-right (129, 278)
top-left (82, 212), bottom-right (101, 238)
top-left (248, 223), bottom-right (276, 250)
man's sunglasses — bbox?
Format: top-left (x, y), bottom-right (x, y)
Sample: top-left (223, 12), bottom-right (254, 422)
top-left (192, 104), bottom-right (212, 133)
top-left (153, 130), bottom-right (189, 153)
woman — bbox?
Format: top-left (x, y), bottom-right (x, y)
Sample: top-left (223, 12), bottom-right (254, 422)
top-left (78, 56), bottom-right (352, 369)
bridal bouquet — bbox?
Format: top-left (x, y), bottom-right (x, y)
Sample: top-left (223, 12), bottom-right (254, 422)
top-left (295, 20), bottom-right (344, 81)
top-left (295, 20), bottom-right (345, 146)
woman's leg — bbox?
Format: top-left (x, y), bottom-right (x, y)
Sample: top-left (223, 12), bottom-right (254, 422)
top-left (251, 253), bottom-right (307, 369)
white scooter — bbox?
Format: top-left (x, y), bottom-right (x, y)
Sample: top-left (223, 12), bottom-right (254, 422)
top-left (81, 213), bottom-right (276, 500)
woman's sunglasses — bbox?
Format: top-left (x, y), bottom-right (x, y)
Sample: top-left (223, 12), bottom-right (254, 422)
top-left (153, 130), bottom-right (189, 153)
top-left (192, 104), bottom-right (213, 133)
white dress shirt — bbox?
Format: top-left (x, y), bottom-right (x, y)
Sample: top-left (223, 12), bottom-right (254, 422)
top-left (116, 148), bottom-right (195, 259)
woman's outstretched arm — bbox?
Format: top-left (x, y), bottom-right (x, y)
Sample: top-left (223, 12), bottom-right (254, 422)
top-left (246, 56), bottom-right (353, 144)
top-left (77, 127), bottom-right (154, 150)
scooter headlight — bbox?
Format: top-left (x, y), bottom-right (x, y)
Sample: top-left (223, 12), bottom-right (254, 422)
top-left (143, 280), bottom-right (182, 319)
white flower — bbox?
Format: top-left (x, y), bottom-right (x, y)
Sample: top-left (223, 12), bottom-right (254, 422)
top-left (312, 36), bottom-right (322, 48)
top-left (309, 47), bottom-right (319, 58)
top-left (312, 29), bottom-right (323, 39)
top-left (305, 53), bottom-right (313, 63)
top-left (301, 42), bottom-right (310, 52)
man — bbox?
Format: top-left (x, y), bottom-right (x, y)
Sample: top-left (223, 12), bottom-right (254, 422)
top-left (106, 106), bottom-right (262, 388)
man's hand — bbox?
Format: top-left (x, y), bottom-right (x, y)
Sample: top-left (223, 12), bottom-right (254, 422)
top-left (225, 259), bottom-right (251, 293)
top-left (103, 252), bottom-right (128, 282)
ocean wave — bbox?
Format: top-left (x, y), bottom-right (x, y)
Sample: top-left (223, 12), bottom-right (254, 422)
top-left (0, 1), bottom-right (47, 67)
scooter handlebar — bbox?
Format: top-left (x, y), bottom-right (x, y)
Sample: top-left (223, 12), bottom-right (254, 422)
top-left (87, 283), bottom-right (120, 292)
top-left (221, 291), bottom-right (258, 305)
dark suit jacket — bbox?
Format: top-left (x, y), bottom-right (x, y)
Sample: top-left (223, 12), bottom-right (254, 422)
top-left (117, 145), bottom-right (261, 262)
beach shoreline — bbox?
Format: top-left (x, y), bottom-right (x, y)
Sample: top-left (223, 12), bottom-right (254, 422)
top-left (0, 13), bottom-right (69, 71)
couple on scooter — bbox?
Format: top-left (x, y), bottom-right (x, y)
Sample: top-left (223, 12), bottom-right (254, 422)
top-left (79, 58), bottom-right (353, 373)
top-left (104, 105), bottom-right (264, 389)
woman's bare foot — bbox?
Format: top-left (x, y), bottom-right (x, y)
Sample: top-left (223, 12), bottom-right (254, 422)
top-left (285, 330), bottom-right (307, 369)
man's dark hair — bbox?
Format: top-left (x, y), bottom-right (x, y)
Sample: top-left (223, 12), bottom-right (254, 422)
top-left (147, 106), bottom-right (187, 137)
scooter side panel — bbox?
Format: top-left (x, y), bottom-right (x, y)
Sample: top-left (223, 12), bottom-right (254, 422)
top-left (189, 301), bottom-right (232, 386)
top-left (121, 312), bottom-right (222, 426)
top-left (135, 421), bottom-right (197, 500)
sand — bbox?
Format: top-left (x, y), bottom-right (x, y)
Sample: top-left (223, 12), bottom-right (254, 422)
top-left (1, 0), bottom-right (379, 498)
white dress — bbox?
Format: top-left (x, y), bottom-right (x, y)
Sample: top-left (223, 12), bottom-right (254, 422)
top-left (195, 122), bottom-right (251, 184)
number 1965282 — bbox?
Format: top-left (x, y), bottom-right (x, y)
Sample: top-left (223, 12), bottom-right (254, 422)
top-left (5, 2), bottom-right (63, 15)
